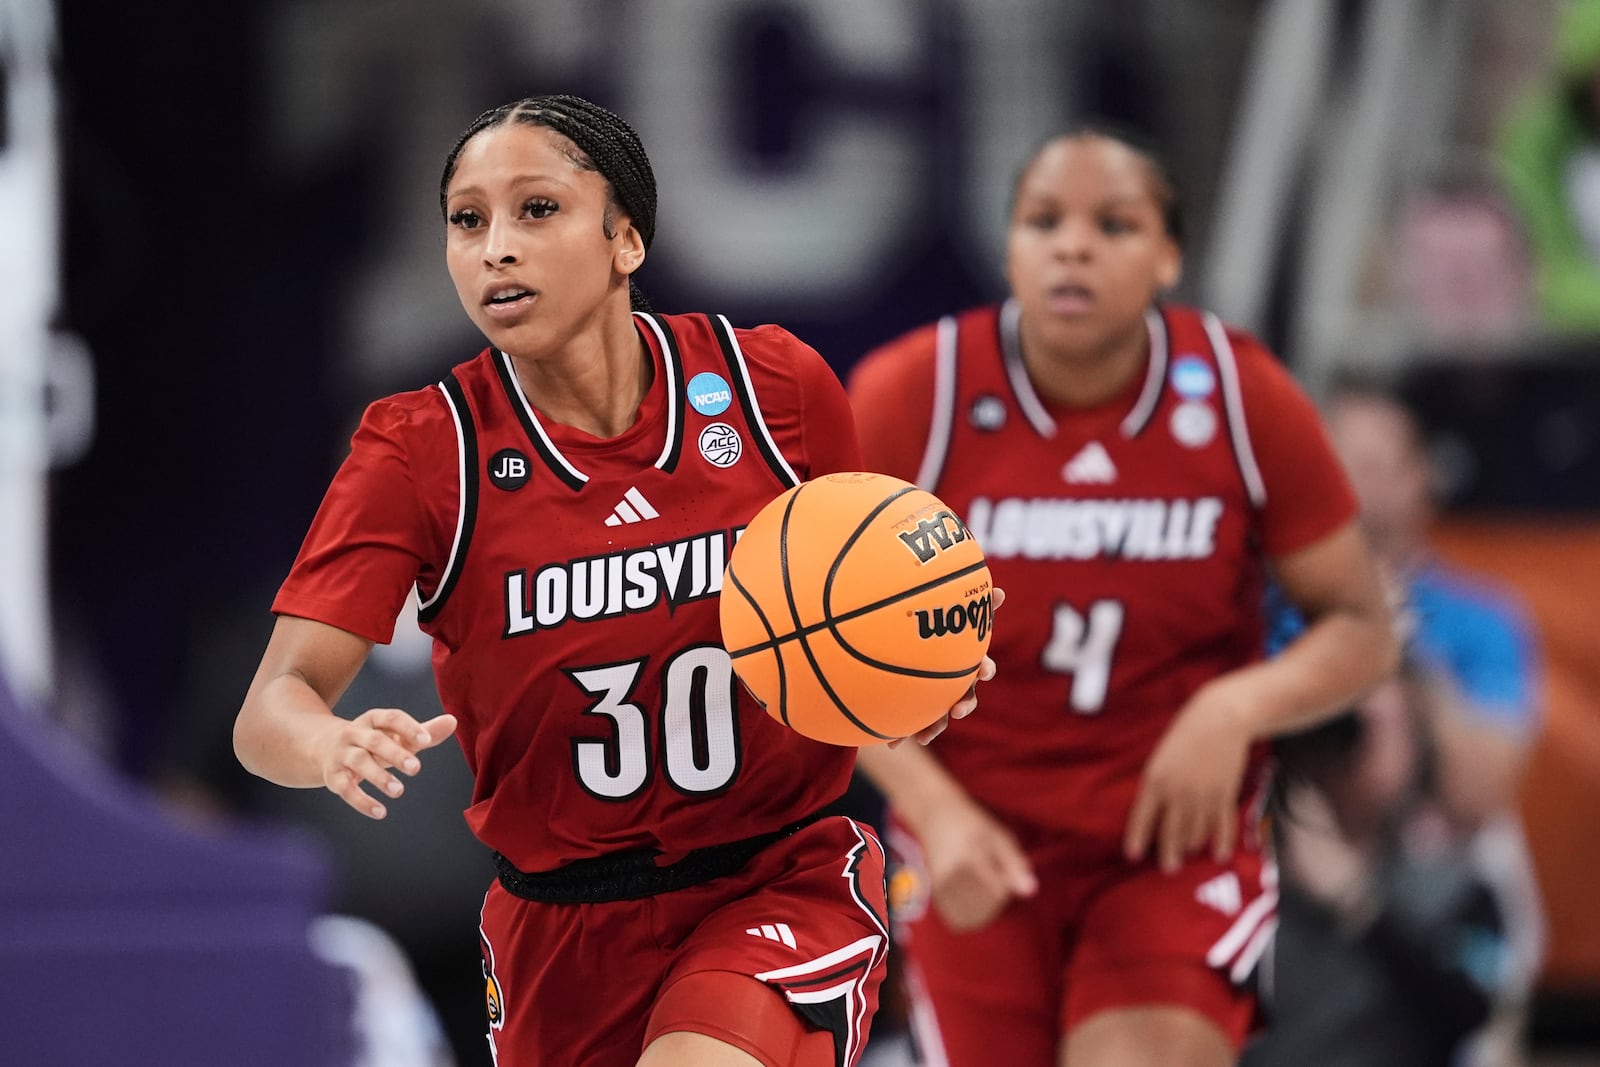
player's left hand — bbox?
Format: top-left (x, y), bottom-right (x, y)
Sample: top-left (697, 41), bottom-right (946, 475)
top-left (1123, 675), bottom-right (1255, 873)
top-left (891, 587), bottom-right (1005, 748)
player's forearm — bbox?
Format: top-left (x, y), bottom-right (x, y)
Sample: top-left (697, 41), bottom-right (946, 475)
top-left (233, 673), bottom-right (341, 789)
top-left (1226, 604), bottom-right (1399, 740)
top-left (855, 742), bottom-right (972, 838)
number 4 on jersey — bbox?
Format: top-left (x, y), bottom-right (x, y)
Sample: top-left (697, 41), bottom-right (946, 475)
top-left (1041, 600), bottom-right (1125, 714)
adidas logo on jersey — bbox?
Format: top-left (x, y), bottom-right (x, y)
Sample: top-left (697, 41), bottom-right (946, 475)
top-left (1063, 441), bottom-right (1117, 484)
top-left (746, 923), bottom-right (797, 949)
top-left (604, 486), bottom-right (659, 527)
top-left (1195, 872), bottom-right (1242, 916)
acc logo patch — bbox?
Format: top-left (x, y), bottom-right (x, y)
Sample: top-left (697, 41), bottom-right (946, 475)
top-left (488, 448), bottom-right (531, 491)
top-left (1170, 400), bottom-right (1217, 448)
top-left (1170, 355), bottom-right (1216, 400)
top-left (969, 395), bottom-right (1007, 432)
top-left (687, 371), bottom-right (733, 417)
top-left (698, 422), bottom-right (742, 467)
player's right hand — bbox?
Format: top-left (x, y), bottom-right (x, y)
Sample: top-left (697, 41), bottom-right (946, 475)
top-left (921, 796), bottom-right (1038, 932)
top-left (311, 708), bottom-right (459, 819)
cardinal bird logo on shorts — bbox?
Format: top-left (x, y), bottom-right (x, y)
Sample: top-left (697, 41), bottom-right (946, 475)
top-left (480, 932), bottom-right (506, 1031)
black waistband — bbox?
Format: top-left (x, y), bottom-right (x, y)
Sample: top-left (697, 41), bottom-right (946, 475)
top-left (492, 799), bottom-right (849, 905)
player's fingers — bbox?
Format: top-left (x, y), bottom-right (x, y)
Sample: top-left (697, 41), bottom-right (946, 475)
top-left (991, 587), bottom-right (1006, 613)
top-left (914, 713), bottom-right (951, 746)
top-left (1159, 800), bottom-right (1192, 874)
top-left (354, 724), bottom-right (425, 776)
top-left (1123, 787), bottom-right (1158, 862)
top-left (1212, 800), bottom-right (1239, 863)
top-left (417, 713), bottom-right (459, 749)
top-left (366, 706), bottom-right (435, 750)
top-left (343, 745), bottom-right (407, 801)
top-left (327, 767), bottom-right (388, 820)
top-left (991, 839), bottom-right (1039, 897)
top-left (977, 656), bottom-right (996, 685)
top-left (952, 684), bottom-right (980, 720)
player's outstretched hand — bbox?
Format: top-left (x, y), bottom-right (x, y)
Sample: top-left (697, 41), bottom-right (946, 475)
top-left (312, 708), bottom-right (459, 820)
top-left (1123, 676), bottom-right (1254, 873)
top-left (890, 587), bottom-right (1005, 748)
top-left (921, 791), bottom-right (1038, 932)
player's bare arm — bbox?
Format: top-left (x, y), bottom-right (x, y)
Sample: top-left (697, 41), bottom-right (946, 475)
top-left (234, 614), bottom-right (458, 819)
top-left (1124, 520), bottom-right (1398, 872)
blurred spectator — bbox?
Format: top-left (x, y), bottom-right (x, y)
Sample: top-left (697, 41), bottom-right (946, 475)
top-left (1498, 0), bottom-right (1600, 333)
top-left (1259, 380), bottom-right (1548, 1065)
top-left (1243, 669), bottom-right (1515, 1067)
top-left (153, 583), bottom-right (489, 1065)
top-left (1394, 169), bottom-right (1538, 354)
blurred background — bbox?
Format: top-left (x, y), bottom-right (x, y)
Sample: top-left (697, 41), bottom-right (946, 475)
top-left (4, 0), bottom-right (1599, 1064)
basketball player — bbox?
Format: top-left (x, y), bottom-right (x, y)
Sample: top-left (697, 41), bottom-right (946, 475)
top-left (233, 96), bottom-right (992, 1067)
top-left (846, 129), bottom-right (1399, 1067)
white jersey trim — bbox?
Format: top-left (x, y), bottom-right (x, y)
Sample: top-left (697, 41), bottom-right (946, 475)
top-left (418, 382), bottom-right (470, 614)
top-left (915, 315), bottom-right (959, 492)
top-left (633, 312), bottom-right (682, 471)
top-left (998, 298), bottom-right (1057, 438)
top-left (1120, 307), bottom-right (1170, 438)
top-left (1203, 312), bottom-right (1268, 507)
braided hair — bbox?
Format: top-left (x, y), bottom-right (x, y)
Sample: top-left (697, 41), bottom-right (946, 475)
top-left (440, 94), bottom-right (658, 311)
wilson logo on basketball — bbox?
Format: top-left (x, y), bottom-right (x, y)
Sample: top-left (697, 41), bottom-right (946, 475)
top-left (896, 510), bottom-right (972, 564)
top-left (914, 594), bottom-right (992, 641)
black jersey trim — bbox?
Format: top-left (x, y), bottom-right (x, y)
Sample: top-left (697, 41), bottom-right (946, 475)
top-left (417, 372), bottom-right (480, 623)
top-left (633, 312), bottom-right (687, 473)
top-left (491, 349), bottom-right (588, 492)
top-left (708, 313), bottom-right (802, 488)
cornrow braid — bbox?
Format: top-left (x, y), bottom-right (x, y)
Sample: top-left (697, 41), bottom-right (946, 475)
top-left (440, 94), bottom-right (658, 311)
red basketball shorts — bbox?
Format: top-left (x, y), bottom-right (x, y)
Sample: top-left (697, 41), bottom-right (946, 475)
top-left (478, 816), bottom-right (889, 1067)
top-left (890, 821), bottom-right (1273, 1067)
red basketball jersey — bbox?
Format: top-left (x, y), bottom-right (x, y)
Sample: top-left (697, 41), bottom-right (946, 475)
top-left (848, 301), bottom-right (1355, 844)
top-left (276, 312), bottom-right (862, 872)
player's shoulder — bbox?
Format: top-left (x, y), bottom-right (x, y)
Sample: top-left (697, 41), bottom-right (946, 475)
top-left (645, 311), bottom-right (828, 378)
top-left (356, 354), bottom-right (485, 445)
top-left (1162, 303), bottom-right (1277, 369)
top-left (847, 313), bottom-right (964, 400)
top-left (854, 321), bottom-right (936, 377)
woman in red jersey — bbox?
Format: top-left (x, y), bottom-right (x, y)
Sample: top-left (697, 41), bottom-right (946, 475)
top-left (847, 129), bottom-right (1398, 1067)
top-left (233, 95), bottom-right (991, 1067)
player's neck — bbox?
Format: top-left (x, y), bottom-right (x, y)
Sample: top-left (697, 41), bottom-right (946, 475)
top-left (507, 302), bottom-right (653, 439)
top-left (1018, 315), bottom-right (1148, 410)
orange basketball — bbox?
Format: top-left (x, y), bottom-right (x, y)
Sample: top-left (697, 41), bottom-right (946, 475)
top-left (720, 471), bottom-right (994, 746)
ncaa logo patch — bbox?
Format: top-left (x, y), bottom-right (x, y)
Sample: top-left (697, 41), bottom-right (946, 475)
top-left (687, 371), bottom-right (733, 417)
top-left (487, 448), bottom-right (531, 490)
top-left (698, 422), bottom-right (742, 467)
top-left (1170, 355), bottom-right (1216, 400)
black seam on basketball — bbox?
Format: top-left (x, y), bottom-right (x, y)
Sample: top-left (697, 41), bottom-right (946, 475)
top-left (724, 562), bottom-right (789, 725)
top-left (791, 627), bottom-right (898, 742)
top-left (726, 558), bottom-right (990, 659)
top-left (777, 482), bottom-right (897, 742)
top-left (775, 487), bottom-right (811, 727)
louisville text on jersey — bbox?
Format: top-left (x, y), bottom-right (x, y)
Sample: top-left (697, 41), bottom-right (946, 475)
top-left (503, 528), bottom-right (739, 636)
top-left (966, 496), bottom-right (1224, 561)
